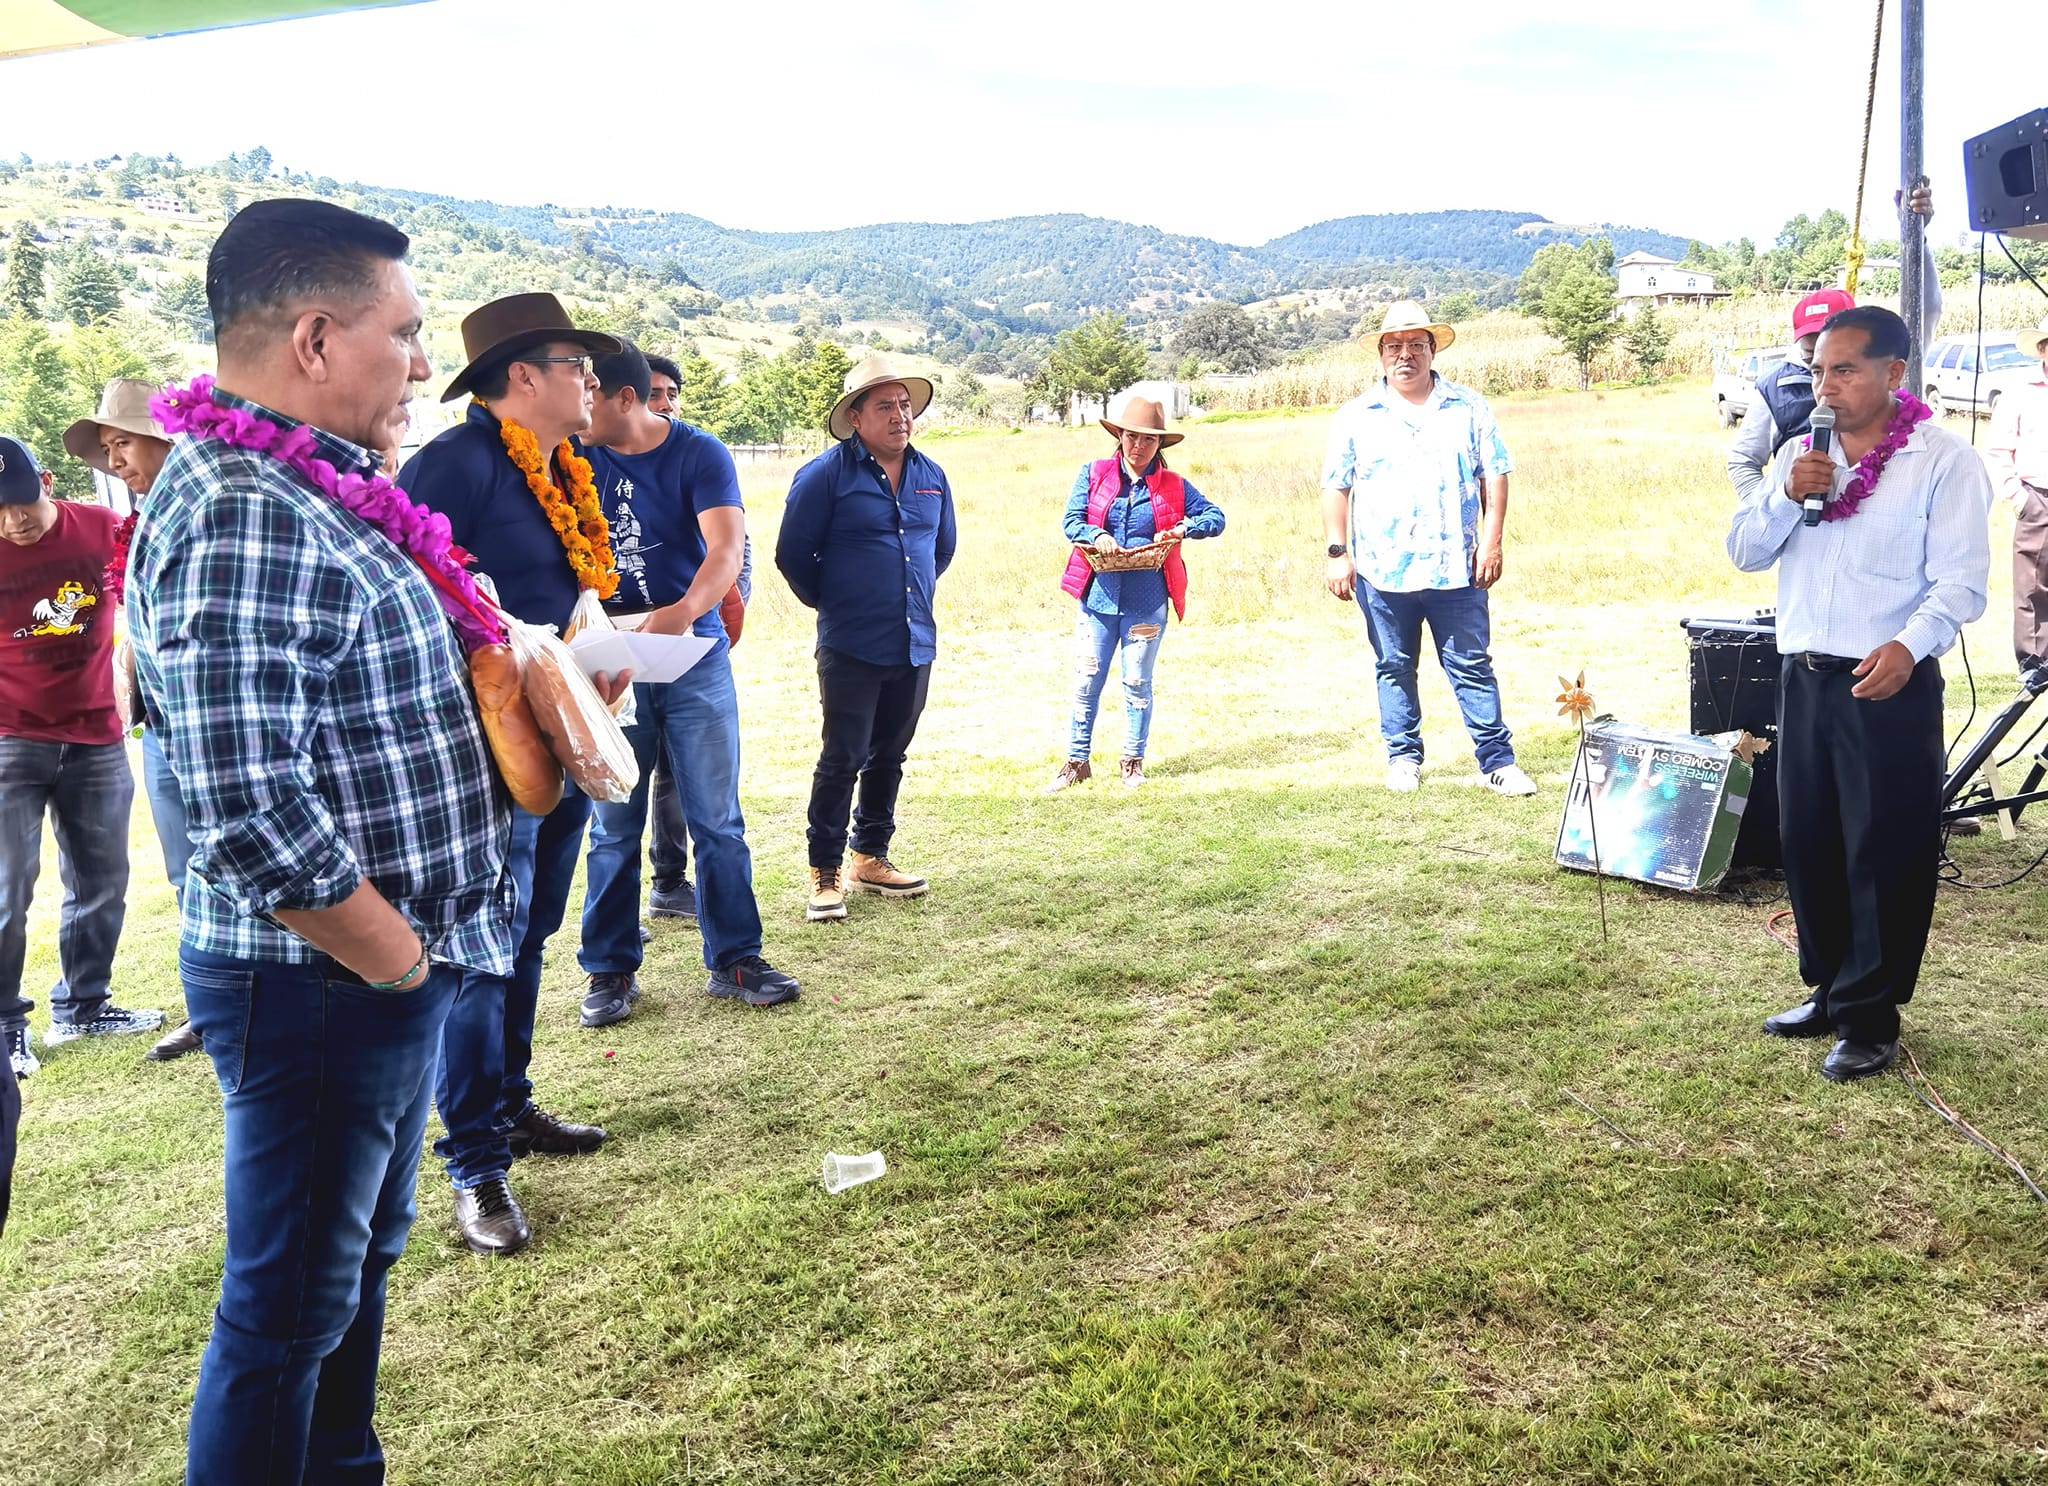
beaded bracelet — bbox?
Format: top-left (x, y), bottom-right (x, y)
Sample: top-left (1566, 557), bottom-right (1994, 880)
top-left (366, 948), bottom-right (428, 990)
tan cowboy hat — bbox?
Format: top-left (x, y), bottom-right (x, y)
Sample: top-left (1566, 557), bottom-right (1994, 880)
top-left (1375, 300), bottom-right (1456, 354)
top-left (2026, 316), bottom-right (2048, 360)
top-left (63, 379), bottom-right (171, 475)
top-left (440, 292), bottom-right (623, 403)
top-left (828, 354), bottom-right (933, 442)
top-left (1099, 393), bottom-right (1184, 448)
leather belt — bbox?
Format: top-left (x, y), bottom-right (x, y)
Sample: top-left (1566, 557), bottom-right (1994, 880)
top-left (1792, 652), bottom-right (1860, 672)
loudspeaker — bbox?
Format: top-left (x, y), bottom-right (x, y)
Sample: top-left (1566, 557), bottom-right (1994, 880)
top-left (1682, 614), bottom-right (1781, 869)
top-left (1964, 106), bottom-right (2048, 242)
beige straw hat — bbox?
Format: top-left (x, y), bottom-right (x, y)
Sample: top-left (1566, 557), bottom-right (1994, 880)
top-left (1375, 300), bottom-right (1456, 353)
top-left (828, 354), bottom-right (934, 441)
top-left (63, 379), bottom-right (171, 475)
top-left (1098, 393), bottom-right (1184, 448)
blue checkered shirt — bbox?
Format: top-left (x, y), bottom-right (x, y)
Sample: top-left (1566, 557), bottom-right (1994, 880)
top-left (128, 389), bottom-right (515, 974)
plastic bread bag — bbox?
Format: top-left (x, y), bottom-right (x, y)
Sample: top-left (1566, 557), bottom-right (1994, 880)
top-left (564, 585), bottom-right (637, 725)
top-left (468, 640), bottom-right (565, 816)
top-left (505, 614), bottom-right (641, 804)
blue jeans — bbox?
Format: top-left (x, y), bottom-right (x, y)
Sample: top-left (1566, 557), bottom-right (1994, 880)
top-left (581, 640), bottom-right (760, 974)
top-left (0, 737), bottom-right (133, 1024)
top-left (434, 789), bottom-right (591, 1190)
top-left (1355, 584), bottom-right (1516, 772)
top-left (1067, 603), bottom-right (1169, 761)
top-left (141, 725), bottom-right (194, 897)
top-left (180, 946), bottom-right (458, 1486)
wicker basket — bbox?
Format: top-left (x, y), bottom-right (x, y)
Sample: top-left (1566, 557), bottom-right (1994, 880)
top-left (1079, 538), bottom-right (1177, 574)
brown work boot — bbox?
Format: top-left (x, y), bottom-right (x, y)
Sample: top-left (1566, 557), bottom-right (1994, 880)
top-left (1119, 757), bottom-right (1147, 788)
top-left (1044, 759), bottom-right (1091, 794)
top-left (145, 1020), bottom-right (203, 1062)
top-left (807, 863), bottom-right (848, 922)
top-left (848, 852), bottom-right (929, 898)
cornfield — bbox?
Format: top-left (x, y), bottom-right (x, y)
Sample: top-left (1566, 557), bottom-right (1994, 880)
top-left (1205, 283), bottom-right (2048, 411)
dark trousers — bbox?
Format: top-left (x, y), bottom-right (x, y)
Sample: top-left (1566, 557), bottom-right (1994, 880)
top-left (1778, 656), bottom-right (1944, 1043)
top-left (806, 647), bottom-right (931, 868)
top-left (2016, 485), bottom-right (2048, 669)
top-left (0, 1054), bottom-right (16, 1240)
top-left (648, 742), bottom-right (689, 894)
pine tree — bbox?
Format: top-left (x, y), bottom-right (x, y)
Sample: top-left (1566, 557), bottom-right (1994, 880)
top-left (4, 222), bottom-right (46, 318)
top-left (54, 241), bottom-right (124, 326)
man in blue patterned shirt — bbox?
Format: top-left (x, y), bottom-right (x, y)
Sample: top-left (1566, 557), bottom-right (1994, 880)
top-left (1321, 301), bottom-right (1535, 797)
top-left (129, 199), bottom-right (513, 1486)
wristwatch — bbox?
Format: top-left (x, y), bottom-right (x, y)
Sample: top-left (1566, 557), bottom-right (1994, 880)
top-left (1326, 543), bottom-right (1346, 559)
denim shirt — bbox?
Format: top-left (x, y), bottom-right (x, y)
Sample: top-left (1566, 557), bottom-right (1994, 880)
top-left (1062, 458), bottom-right (1224, 616)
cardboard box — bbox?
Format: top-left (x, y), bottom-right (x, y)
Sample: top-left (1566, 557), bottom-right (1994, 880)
top-left (1554, 722), bottom-right (1754, 891)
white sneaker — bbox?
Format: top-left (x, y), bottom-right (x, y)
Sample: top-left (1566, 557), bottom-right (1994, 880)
top-left (1386, 757), bottom-right (1421, 792)
top-left (1483, 764), bottom-right (1537, 797)
top-left (5, 1021), bottom-right (37, 1079)
top-left (42, 1005), bottom-right (164, 1047)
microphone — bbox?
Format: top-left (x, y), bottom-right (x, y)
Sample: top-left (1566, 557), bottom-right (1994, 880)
top-left (1802, 404), bottom-right (1836, 528)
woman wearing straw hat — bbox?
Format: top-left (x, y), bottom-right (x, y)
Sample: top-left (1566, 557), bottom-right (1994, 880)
top-left (1047, 394), bottom-right (1224, 791)
top-left (64, 381), bottom-right (203, 1061)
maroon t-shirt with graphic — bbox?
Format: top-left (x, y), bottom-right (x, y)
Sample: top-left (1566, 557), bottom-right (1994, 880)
top-left (0, 500), bottom-right (121, 744)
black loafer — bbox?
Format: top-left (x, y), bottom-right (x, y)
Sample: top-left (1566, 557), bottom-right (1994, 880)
top-left (1821, 1038), bottom-right (1898, 1083)
top-left (453, 1177), bottom-right (531, 1256)
top-left (1763, 1000), bottom-right (1833, 1039)
top-left (580, 972), bottom-right (640, 1028)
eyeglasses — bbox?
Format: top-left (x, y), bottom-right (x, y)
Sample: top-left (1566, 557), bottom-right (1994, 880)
top-left (521, 355), bottom-right (593, 376)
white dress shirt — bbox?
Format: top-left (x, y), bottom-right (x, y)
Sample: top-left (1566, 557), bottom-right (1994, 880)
top-left (1727, 411), bottom-right (1992, 661)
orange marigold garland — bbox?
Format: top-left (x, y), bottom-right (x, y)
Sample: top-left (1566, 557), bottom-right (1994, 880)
top-left (490, 406), bottom-right (619, 598)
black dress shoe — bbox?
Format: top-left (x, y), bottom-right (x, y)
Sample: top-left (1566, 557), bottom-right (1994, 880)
top-left (1762, 1000), bottom-right (1833, 1039)
top-left (453, 1177), bottom-right (531, 1256)
top-left (1821, 1038), bottom-right (1899, 1082)
top-left (144, 1021), bottom-right (203, 1061)
top-left (507, 1104), bottom-right (607, 1157)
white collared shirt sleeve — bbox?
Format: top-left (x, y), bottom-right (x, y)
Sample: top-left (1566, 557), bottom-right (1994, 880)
top-left (1725, 386), bottom-right (1780, 502)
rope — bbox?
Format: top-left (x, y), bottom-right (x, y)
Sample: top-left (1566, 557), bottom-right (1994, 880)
top-left (1844, 0), bottom-right (1886, 298)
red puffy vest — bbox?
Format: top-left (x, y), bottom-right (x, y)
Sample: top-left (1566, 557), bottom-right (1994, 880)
top-left (1058, 458), bottom-right (1189, 619)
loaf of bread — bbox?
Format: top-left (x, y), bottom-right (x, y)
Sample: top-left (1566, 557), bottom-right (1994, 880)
top-left (469, 643), bottom-right (564, 816)
top-left (515, 622), bottom-right (640, 804)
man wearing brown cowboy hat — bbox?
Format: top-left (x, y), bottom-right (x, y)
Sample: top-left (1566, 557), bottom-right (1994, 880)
top-left (65, 380), bottom-right (208, 1062)
top-left (400, 291), bottom-right (625, 1256)
top-left (1321, 301), bottom-right (1534, 797)
top-left (1984, 316), bottom-right (2048, 685)
top-left (775, 353), bottom-right (957, 922)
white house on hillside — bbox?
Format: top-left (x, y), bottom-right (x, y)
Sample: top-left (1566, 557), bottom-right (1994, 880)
top-left (1615, 251), bottom-right (1727, 314)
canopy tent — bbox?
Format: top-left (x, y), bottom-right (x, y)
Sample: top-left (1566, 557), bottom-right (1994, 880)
top-left (1, 0), bottom-right (428, 61)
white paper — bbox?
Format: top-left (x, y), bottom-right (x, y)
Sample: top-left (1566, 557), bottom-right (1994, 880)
top-left (568, 628), bottom-right (716, 686)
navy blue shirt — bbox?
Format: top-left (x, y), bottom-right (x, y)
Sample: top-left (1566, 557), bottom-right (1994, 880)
top-left (776, 437), bottom-right (957, 666)
top-left (578, 420), bottom-right (743, 640)
top-left (399, 402), bottom-right (581, 632)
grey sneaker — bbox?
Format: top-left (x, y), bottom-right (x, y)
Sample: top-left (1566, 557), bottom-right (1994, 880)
top-left (5, 1020), bottom-right (38, 1079)
top-left (706, 955), bottom-right (801, 1008)
top-left (44, 1005), bottom-right (164, 1047)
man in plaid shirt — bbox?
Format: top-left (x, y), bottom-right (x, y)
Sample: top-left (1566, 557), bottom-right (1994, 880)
top-left (129, 199), bottom-right (513, 1486)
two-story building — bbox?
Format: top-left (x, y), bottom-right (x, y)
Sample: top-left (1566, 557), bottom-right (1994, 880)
top-left (1615, 252), bottom-right (1727, 315)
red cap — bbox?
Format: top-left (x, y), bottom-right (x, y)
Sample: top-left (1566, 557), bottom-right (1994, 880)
top-left (1792, 288), bottom-right (1855, 339)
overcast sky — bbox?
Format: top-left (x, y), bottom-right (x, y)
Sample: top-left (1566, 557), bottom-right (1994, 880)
top-left (4, 0), bottom-right (2045, 249)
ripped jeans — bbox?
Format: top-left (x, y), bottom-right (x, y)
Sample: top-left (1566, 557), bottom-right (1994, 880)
top-left (1067, 601), bottom-right (1168, 762)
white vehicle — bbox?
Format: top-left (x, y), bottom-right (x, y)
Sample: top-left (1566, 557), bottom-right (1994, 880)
top-left (1712, 346), bottom-right (1789, 427)
top-left (1921, 333), bottom-right (2040, 418)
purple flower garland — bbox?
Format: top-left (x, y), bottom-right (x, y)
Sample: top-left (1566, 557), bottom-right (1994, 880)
top-left (1811, 390), bottom-right (1933, 523)
top-left (149, 377), bottom-right (504, 650)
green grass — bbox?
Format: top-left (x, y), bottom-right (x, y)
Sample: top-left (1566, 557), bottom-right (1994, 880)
top-left (7, 383), bottom-right (2048, 1484)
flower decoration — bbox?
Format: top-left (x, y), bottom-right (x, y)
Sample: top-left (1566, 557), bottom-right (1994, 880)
top-left (1556, 671), bottom-right (1595, 723)
top-left (1810, 391), bottom-right (1931, 523)
top-left (101, 511), bottom-right (140, 604)
top-left (148, 376), bottom-right (503, 651)
top-left (488, 405), bottom-right (618, 599)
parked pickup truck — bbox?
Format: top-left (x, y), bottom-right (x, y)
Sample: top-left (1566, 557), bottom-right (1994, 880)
top-left (1711, 346), bottom-right (1789, 427)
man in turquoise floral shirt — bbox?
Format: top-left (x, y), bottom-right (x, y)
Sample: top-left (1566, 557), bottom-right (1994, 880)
top-left (1320, 301), bottom-right (1534, 796)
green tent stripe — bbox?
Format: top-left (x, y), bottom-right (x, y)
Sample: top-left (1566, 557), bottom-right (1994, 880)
top-left (57, 0), bottom-right (424, 40)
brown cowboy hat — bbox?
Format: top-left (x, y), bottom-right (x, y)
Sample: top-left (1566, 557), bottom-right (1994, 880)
top-left (63, 379), bottom-right (171, 475)
top-left (1099, 393), bottom-right (1184, 448)
top-left (1374, 300), bottom-right (1456, 353)
top-left (440, 292), bottom-right (622, 403)
top-left (828, 354), bottom-right (934, 441)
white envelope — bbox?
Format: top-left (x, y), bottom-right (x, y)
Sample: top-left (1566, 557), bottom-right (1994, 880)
top-left (567, 628), bottom-right (717, 686)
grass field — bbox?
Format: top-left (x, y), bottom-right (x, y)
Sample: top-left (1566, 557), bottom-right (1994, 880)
top-left (6, 380), bottom-right (2048, 1485)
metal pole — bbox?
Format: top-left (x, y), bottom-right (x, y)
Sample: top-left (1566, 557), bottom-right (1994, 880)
top-left (1900, 0), bottom-right (1926, 396)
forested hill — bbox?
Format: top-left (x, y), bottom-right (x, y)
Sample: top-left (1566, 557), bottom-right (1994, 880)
top-left (1265, 210), bottom-right (1695, 274)
top-left (374, 188), bottom-right (1692, 320)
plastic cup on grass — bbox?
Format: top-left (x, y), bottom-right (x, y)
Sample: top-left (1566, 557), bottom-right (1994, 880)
top-left (821, 1150), bottom-right (887, 1194)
